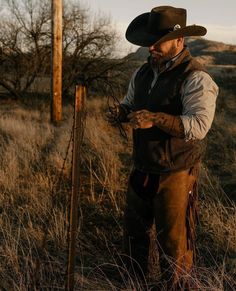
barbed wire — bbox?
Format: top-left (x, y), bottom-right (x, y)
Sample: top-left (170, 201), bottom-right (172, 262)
top-left (31, 82), bottom-right (124, 288)
top-left (104, 81), bottom-right (129, 141)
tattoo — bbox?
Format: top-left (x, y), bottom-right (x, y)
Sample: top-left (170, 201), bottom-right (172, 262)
top-left (152, 112), bottom-right (185, 138)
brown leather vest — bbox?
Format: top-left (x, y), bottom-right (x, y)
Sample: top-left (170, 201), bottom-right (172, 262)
top-left (133, 48), bottom-right (206, 174)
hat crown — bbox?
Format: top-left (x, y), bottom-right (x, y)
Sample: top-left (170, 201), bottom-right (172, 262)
top-left (147, 6), bottom-right (186, 34)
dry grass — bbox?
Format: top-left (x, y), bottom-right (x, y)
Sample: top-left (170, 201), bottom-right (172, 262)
top-left (0, 96), bottom-right (235, 290)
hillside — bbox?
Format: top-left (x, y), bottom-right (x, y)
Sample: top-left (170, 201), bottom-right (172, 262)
top-left (126, 37), bottom-right (236, 65)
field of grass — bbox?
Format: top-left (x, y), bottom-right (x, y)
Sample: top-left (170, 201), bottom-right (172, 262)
top-left (0, 92), bottom-right (235, 290)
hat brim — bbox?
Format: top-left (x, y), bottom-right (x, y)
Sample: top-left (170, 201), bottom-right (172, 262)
top-left (126, 12), bottom-right (207, 47)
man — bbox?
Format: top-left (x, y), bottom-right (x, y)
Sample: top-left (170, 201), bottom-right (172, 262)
top-left (109, 6), bottom-right (218, 290)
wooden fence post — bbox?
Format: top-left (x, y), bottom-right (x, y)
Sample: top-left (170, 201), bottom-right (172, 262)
top-left (51, 0), bottom-right (62, 122)
top-left (66, 84), bottom-right (86, 291)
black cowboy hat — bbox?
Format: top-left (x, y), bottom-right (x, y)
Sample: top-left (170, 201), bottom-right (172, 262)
top-left (126, 6), bottom-right (207, 47)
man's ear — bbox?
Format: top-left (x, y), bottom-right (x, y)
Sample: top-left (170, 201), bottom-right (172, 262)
top-left (176, 37), bottom-right (184, 48)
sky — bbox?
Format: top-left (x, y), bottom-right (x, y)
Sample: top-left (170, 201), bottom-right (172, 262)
top-left (83, 0), bottom-right (236, 56)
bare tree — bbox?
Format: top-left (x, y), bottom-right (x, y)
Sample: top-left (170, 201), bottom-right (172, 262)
top-left (0, 0), bottom-right (51, 98)
top-left (62, 2), bottom-right (125, 96)
top-left (0, 0), bottom-right (127, 99)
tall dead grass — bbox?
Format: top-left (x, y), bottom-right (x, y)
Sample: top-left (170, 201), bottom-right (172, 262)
top-left (0, 97), bottom-right (235, 290)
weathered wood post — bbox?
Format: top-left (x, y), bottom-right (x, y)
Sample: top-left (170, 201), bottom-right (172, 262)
top-left (66, 84), bottom-right (86, 291)
top-left (51, 0), bottom-right (62, 122)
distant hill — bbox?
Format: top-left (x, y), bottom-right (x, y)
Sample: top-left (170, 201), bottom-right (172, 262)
top-left (126, 37), bottom-right (236, 66)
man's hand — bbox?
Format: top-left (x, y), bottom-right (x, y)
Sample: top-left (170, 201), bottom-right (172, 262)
top-left (106, 104), bottom-right (131, 126)
top-left (128, 110), bottom-right (156, 129)
top-left (128, 110), bottom-right (185, 138)
top-left (105, 106), bottom-right (120, 126)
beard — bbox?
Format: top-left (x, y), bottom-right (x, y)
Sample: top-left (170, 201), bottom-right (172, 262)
top-left (150, 44), bottom-right (179, 70)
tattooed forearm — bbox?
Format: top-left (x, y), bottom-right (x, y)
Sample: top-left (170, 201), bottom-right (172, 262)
top-left (152, 112), bottom-right (185, 138)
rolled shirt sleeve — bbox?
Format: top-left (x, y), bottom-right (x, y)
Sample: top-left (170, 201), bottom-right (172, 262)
top-left (180, 71), bottom-right (218, 141)
top-left (121, 68), bottom-right (139, 110)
